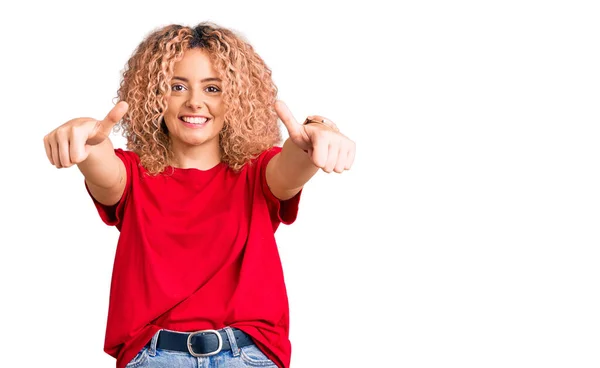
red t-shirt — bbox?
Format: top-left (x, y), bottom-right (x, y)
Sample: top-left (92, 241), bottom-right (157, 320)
top-left (85, 146), bottom-right (300, 368)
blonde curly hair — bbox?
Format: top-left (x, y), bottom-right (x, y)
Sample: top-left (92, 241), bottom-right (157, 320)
top-left (115, 22), bottom-right (281, 174)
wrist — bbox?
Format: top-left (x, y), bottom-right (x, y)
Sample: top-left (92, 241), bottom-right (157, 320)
top-left (303, 117), bottom-right (340, 132)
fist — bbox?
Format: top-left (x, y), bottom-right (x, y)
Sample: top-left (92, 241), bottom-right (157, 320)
top-left (275, 100), bottom-right (355, 173)
top-left (43, 101), bottom-right (128, 168)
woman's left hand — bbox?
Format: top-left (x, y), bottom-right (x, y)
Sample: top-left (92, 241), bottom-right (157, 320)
top-left (275, 100), bottom-right (356, 173)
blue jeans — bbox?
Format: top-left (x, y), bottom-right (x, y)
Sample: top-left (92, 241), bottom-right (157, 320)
top-left (126, 327), bottom-right (278, 367)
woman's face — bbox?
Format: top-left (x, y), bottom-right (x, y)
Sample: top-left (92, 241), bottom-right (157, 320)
top-left (163, 48), bottom-right (225, 151)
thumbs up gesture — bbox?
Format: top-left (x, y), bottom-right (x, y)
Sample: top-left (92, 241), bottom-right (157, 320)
top-left (43, 101), bottom-right (129, 168)
top-left (275, 100), bottom-right (355, 173)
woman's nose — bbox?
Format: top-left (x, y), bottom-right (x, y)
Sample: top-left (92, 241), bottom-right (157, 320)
top-left (186, 90), bottom-right (205, 109)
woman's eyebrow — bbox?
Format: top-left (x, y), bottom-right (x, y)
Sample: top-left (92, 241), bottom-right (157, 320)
top-left (172, 76), bottom-right (222, 83)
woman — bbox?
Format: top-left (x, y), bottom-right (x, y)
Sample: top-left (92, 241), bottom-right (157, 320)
top-left (43, 22), bottom-right (355, 368)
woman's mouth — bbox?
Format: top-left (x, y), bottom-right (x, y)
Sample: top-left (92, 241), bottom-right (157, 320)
top-left (180, 116), bottom-right (211, 128)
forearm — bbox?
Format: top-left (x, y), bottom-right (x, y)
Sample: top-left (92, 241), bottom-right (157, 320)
top-left (77, 139), bottom-right (122, 189)
top-left (266, 138), bottom-right (319, 200)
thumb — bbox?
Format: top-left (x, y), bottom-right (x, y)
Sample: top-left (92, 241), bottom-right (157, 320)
top-left (275, 100), bottom-right (302, 138)
top-left (98, 101), bottom-right (128, 135)
top-left (88, 101), bottom-right (129, 144)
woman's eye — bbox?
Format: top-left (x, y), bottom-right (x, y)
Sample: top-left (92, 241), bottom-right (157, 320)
top-left (171, 84), bottom-right (186, 92)
top-left (206, 86), bottom-right (221, 93)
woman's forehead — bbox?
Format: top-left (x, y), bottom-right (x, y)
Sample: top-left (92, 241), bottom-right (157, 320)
top-left (172, 48), bottom-right (219, 80)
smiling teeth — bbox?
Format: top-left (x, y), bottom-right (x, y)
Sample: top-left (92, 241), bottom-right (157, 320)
top-left (182, 117), bottom-right (208, 124)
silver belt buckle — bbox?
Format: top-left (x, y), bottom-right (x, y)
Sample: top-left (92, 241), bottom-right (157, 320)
top-left (187, 329), bottom-right (223, 357)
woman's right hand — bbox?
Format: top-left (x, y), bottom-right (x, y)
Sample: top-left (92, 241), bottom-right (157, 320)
top-left (43, 101), bottom-right (128, 169)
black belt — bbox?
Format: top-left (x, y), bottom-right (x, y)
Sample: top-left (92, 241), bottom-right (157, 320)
top-left (154, 328), bottom-right (253, 357)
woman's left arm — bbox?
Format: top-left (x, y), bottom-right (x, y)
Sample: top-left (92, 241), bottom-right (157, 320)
top-left (266, 100), bottom-right (356, 200)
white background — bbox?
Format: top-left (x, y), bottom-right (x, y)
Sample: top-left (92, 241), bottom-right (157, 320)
top-left (1, 0), bottom-right (599, 367)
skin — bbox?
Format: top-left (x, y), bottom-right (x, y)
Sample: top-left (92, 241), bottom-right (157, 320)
top-left (43, 48), bottom-right (356, 205)
top-left (268, 101), bottom-right (356, 199)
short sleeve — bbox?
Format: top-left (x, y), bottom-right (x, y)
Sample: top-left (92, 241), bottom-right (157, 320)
top-left (258, 146), bottom-right (302, 225)
top-left (84, 148), bottom-right (138, 228)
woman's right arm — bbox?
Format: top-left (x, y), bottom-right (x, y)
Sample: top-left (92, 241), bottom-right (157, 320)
top-left (43, 101), bottom-right (129, 206)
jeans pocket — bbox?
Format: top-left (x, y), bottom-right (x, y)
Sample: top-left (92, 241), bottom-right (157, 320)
top-left (125, 346), bottom-right (149, 368)
top-left (239, 345), bottom-right (277, 367)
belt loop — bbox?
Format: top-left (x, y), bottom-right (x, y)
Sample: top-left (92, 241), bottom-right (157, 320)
top-left (224, 327), bottom-right (240, 357)
top-left (148, 330), bottom-right (162, 357)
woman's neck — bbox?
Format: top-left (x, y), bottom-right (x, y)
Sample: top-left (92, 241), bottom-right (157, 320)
top-left (169, 141), bottom-right (222, 170)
